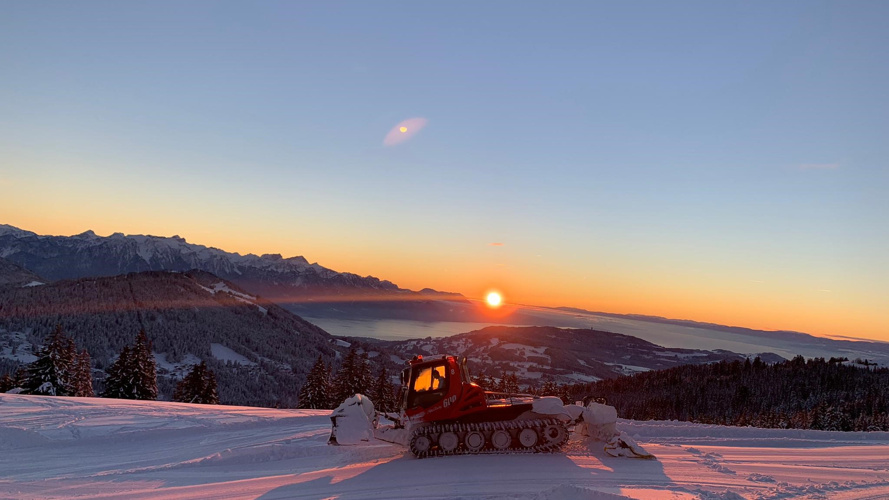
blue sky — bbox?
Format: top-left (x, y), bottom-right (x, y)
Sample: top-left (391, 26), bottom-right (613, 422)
top-left (1, 1), bottom-right (887, 339)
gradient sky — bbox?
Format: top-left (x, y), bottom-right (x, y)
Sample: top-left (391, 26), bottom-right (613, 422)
top-left (1, 2), bottom-right (887, 341)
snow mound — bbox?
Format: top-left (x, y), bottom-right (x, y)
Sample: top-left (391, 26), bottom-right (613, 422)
top-left (578, 402), bottom-right (618, 442)
top-left (329, 393), bottom-right (376, 445)
top-left (532, 396), bottom-right (577, 420)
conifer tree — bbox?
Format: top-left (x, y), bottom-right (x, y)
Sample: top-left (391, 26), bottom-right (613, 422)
top-left (369, 365), bottom-right (397, 412)
top-left (12, 367), bottom-right (28, 389)
top-left (24, 325), bottom-right (74, 396)
top-left (103, 330), bottom-right (158, 400)
top-left (539, 379), bottom-right (560, 398)
top-left (71, 350), bottom-right (94, 397)
top-left (63, 336), bottom-right (77, 388)
top-left (0, 373), bottom-right (13, 393)
top-left (132, 329), bottom-right (158, 400)
top-left (497, 372), bottom-right (520, 394)
top-left (173, 361), bottom-right (219, 404)
top-left (103, 346), bottom-right (134, 399)
top-left (332, 348), bottom-right (371, 403)
top-left (298, 355), bottom-right (332, 409)
top-left (358, 352), bottom-right (373, 396)
top-left (473, 373), bottom-right (492, 390)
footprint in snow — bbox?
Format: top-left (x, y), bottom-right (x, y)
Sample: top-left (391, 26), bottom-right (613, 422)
top-left (746, 473), bottom-right (776, 483)
top-left (685, 449), bottom-right (736, 475)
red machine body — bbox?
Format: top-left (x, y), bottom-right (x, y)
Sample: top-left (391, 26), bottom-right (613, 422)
top-left (400, 355), bottom-right (489, 424)
top-left (399, 354), bottom-right (537, 427)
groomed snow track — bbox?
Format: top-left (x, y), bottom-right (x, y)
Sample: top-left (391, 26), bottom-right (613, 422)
top-left (408, 418), bottom-right (570, 458)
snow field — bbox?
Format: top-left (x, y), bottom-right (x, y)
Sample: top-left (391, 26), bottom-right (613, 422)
top-left (210, 343), bottom-right (257, 367)
top-left (2, 394), bottom-right (889, 499)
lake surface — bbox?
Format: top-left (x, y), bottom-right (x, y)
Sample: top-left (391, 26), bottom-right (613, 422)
top-left (305, 309), bottom-right (769, 353)
top-left (303, 317), bottom-right (511, 341)
top-left (306, 307), bottom-right (889, 365)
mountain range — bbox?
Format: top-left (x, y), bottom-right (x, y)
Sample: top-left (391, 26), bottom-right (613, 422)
top-left (0, 224), bottom-right (491, 322)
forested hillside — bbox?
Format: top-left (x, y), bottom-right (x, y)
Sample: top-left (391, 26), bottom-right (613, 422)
top-left (571, 356), bottom-right (889, 431)
top-left (0, 270), bottom-right (341, 406)
top-left (0, 256), bottom-right (43, 287)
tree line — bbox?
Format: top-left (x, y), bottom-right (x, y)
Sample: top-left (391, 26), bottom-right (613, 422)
top-left (298, 348), bottom-right (399, 412)
top-left (1, 325), bottom-right (218, 405)
top-left (295, 351), bottom-right (575, 411)
top-left (566, 356), bottom-right (889, 432)
top-left (296, 352), bottom-right (888, 434)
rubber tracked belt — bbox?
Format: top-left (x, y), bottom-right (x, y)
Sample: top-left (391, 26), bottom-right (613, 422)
top-left (409, 418), bottom-right (570, 459)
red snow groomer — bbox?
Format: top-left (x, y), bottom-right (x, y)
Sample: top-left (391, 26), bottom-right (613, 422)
top-left (395, 354), bottom-right (569, 458)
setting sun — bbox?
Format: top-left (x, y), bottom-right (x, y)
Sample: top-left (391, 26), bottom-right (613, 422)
top-left (399, 126), bottom-right (407, 133)
top-left (486, 291), bottom-right (503, 308)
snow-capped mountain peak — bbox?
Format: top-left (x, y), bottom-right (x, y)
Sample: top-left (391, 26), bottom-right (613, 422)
top-left (0, 224), bottom-right (409, 300)
top-left (0, 224), bottom-right (37, 238)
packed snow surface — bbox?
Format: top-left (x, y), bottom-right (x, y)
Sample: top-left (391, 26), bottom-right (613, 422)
top-left (198, 282), bottom-right (268, 314)
top-left (2, 394), bottom-right (889, 499)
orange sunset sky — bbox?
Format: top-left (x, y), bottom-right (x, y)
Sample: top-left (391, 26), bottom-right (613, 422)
top-left (2, 3), bottom-right (887, 342)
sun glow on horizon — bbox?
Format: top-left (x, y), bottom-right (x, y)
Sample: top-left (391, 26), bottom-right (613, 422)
top-left (486, 291), bottom-right (503, 308)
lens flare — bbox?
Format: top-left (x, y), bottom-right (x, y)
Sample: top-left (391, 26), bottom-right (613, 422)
top-left (384, 118), bottom-right (428, 146)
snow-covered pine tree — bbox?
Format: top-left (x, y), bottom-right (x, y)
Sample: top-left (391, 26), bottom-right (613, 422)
top-left (62, 336), bottom-right (77, 390)
top-left (473, 373), bottom-right (492, 390)
top-left (71, 349), bottom-right (94, 397)
top-left (332, 348), bottom-right (371, 404)
top-left (498, 372), bottom-right (520, 394)
top-left (298, 355), bottom-right (332, 409)
top-left (539, 379), bottom-right (560, 398)
top-left (102, 345), bottom-right (135, 399)
top-left (173, 361), bottom-right (219, 404)
top-left (201, 364), bottom-right (219, 404)
top-left (24, 325), bottom-right (74, 396)
top-left (13, 367), bottom-right (28, 389)
top-left (132, 329), bottom-right (158, 400)
top-left (359, 351), bottom-right (373, 385)
top-left (369, 365), bottom-right (397, 412)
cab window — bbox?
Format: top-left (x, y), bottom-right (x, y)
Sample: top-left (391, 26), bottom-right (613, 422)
top-left (408, 363), bottom-right (448, 408)
top-left (413, 364), bottom-right (447, 393)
